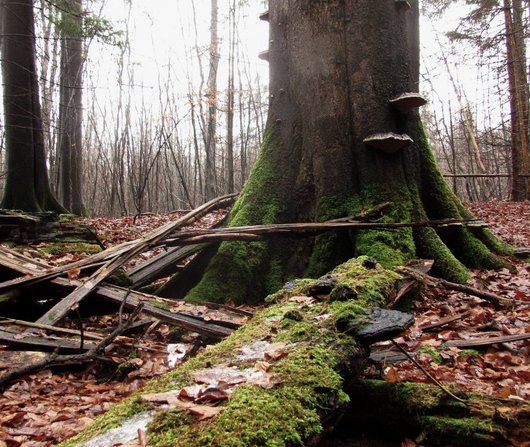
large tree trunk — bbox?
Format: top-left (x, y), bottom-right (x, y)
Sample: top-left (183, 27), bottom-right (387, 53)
top-left (0, 0), bottom-right (66, 213)
top-left (184, 0), bottom-right (509, 305)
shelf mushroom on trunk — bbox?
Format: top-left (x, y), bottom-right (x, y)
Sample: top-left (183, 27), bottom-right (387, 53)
top-left (389, 92), bottom-right (428, 114)
top-left (363, 132), bottom-right (414, 154)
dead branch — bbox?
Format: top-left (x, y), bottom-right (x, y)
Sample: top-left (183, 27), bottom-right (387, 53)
top-left (0, 304), bottom-right (144, 390)
top-left (34, 194), bottom-right (237, 328)
top-left (395, 267), bottom-right (513, 308)
top-left (163, 218), bottom-right (486, 247)
top-left (444, 333), bottom-right (530, 349)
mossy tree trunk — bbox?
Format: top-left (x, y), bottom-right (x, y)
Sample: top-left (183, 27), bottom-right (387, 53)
top-left (185, 0), bottom-right (509, 305)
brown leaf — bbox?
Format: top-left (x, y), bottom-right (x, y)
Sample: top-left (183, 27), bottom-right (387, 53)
top-left (67, 268), bottom-right (81, 281)
top-left (196, 387), bottom-right (229, 403)
top-left (385, 367), bottom-right (401, 383)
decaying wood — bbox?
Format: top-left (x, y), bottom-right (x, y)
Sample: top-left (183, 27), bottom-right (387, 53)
top-left (390, 339), bottom-right (466, 403)
top-left (342, 380), bottom-right (530, 446)
top-left (64, 258), bottom-right (526, 447)
top-left (0, 246), bottom-right (238, 339)
top-left (396, 266), bottom-right (513, 308)
top-left (33, 194), bottom-right (237, 328)
top-left (127, 243), bottom-right (209, 288)
top-left (444, 332), bottom-right (530, 349)
top-left (163, 218), bottom-right (487, 247)
top-left (419, 311), bottom-right (471, 332)
top-left (0, 317), bottom-right (105, 341)
top-left (0, 328), bottom-right (96, 353)
top-left (0, 305), bottom-right (144, 390)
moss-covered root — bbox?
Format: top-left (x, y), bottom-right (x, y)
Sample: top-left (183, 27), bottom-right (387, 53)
top-left (342, 380), bottom-right (530, 446)
top-left (184, 123), bottom-right (284, 305)
top-left (59, 257), bottom-right (403, 447)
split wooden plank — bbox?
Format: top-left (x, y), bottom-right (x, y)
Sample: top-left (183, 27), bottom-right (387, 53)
top-left (34, 194), bottom-right (237, 328)
top-left (128, 243), bottom-right (209, 288)
top-left (444, 333), bottom-right (530, 349)
top-left (0, 249), bottom-right (237, 339)
top-left (0, 328), bottom-right (95, 353)
top-left (95, 284), bottom-right (234, 339)
top-left (162, 218), bottom-right (488, 247)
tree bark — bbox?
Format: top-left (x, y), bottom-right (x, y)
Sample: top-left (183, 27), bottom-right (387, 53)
top-left (0, 0), bottom-right (66, 213)
top-left (504, 0), bottom-right (530, 201)
top-left (185, 0), bottom-right (510, 305)
top-left (57, 0), bottom-right (86, 215)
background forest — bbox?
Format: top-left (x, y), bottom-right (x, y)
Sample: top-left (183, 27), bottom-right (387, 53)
top-left (0, 0), bottom-right (529, 216)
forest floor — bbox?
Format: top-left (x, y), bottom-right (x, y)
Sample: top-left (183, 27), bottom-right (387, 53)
top-left (0, 201), bottom-right (528, 446)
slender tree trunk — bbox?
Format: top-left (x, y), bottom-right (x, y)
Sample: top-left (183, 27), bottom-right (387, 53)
top-left (57, 0), bottom-right (86, 215)
top-left (505, 0), bottom-right (530, 200)
top-left (204, 0), bottom-right (219, 201)
top-left (185, 0), bottom-right (509, 305)
top-left (225, 0), bottom-right (236, 194)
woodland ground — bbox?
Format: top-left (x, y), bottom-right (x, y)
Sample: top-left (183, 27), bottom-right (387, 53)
top-left (0, 201), bottom-right (528, 446)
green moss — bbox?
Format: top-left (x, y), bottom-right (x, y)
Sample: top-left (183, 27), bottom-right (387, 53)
top-left (265, 278), bottom-right (316, 303)
top-left (419, 345), bottom-right (443, 364)
top-left (423, 416), bottom-right (496, 445)
top-left (185, 124), bottom-right (284, 305)
top-left (353, 187), bottom-right (416, 269)
top-left (329, 257), bottom-right (402, 307)
top-left (38, 242), bottom-right (101, 256)
top-left (414, 227), bottom-right (469, 283)
top-left (445, 228), bottom-right (507, 271)
top-left (306, 196), bottom-right (360, 277)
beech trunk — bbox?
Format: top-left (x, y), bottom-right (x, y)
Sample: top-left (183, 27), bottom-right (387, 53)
top-left (184, 0), bottom-right (510, 305)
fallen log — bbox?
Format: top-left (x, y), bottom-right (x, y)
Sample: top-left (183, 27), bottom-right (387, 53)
top-left (59, 256), bottom-right (526, 447)
top-left (58, 257), bottom-right (416, 447)
top-left (339, 380), bottom-right (530, 446)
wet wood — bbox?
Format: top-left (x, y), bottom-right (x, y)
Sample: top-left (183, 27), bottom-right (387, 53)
top-left (396, 266), bottom-right (513, 308)
top-left (33, 194), bottom-right (237, 328)
top-left (444, 332), bottom-right (530, 348)
top-left (0, 328), bottom-right (96, 353)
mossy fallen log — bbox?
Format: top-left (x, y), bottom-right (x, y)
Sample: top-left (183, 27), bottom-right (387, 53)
top-left (337, 380), bottom-right (530, 447)
top-left (59, 257), bottom-right (524, 447)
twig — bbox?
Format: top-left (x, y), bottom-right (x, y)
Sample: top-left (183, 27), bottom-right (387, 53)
top-left (0, 304), bottom-right (144, 390)
top-left (396, 267), bottom-right (513, 308)
top-left (390, 339), bottom-right (466, 403)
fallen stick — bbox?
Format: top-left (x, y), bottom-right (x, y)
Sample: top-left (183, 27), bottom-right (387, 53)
top-left (34, 194), bottom-right (237, 328)
top-left (163, 218), bottom-right (487, 246)
top-left (444, 333), bottom-right (530, 349)
top-left (419, 311), bottom-right (471, 332)
top-left (395, 267), bottom-right (513, 308)
top-left (0, 304), bottom-right (144, 390)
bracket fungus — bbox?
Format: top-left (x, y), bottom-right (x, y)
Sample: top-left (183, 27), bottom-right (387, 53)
top-left (259, 11), bottom-right (270, 22)
top-left (258, 50), bottom-right (270, 62)
top-left (394, 0), bottom-right (412, 10)
top-left (389, 93), bottom-right (428, 113)
top-left (363, 133), bottom-right (413, 154)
